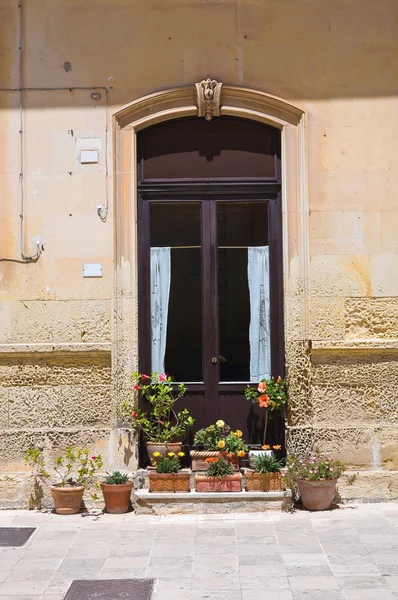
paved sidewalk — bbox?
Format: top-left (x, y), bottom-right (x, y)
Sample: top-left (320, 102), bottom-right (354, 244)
top-left (2, 504), bottom-right (398, 600)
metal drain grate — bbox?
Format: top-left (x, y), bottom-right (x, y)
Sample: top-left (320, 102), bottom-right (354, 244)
top-left (0, 527), bottom-right (36, 547)
top-left (64, 579), bottom-right (154, 600)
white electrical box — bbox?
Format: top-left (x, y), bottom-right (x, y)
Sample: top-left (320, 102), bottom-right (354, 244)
top-left (80, 149), bottom-right (99, 164)
top-left (83, 263), bottom-right (103, 277)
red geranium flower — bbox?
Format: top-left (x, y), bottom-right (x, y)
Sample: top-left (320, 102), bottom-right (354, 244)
top-left (132, 411), bottom-right (137, 418)
top-left (159, 373), bottom-right (168, 381)
top-left (141, 374), bottom-right (150, 380)
top-left (91, 456), bottom-right (97, 460)
top-left (133, 385), bottom-right (140, 390)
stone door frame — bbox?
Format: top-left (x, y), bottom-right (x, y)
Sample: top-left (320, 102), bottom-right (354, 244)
top-left (112, 86), bottom-right (308, 463)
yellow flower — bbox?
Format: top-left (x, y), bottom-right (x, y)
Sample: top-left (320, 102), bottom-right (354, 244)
top-left (262, 445), bottom-right (270, 450)
top-left (237, 450), bottom-right (245, 457)
top-left (217, 440), bottom-right (225, 449)
top-left (167, 452), bottom-right (175, 457)
top-left (153, 451), bottom-right (161, 457)
top-left (234, 430), bottom-right (243, 438)
top-left (216, 420), bottom-right (225, 428)
top-left (178, 452), bottom-right (185, 457)
top-left (273, 445), bottom-right (281, 450)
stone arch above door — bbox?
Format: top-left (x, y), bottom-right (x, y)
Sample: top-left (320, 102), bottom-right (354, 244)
top-left (112, 84), bottom-right (309, 466)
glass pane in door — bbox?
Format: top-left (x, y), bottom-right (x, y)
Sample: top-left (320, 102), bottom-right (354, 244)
top-left (217, 202), bottom-right (270, 382)
top-left (150, 203), bottom-right (202, 382)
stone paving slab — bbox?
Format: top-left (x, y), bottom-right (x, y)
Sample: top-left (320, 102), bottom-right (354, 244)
top-left (1, 504), bottom-right (398, 599)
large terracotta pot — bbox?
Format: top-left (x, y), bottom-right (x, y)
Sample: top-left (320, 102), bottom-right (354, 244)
top-left (245, 471), bottom-right (284, 492)
top-left (195, 473), bottom-right (242, 493)
top-left (101, 482), bottom-right (133, 514)
top-left (51, 485), bottom-right (85, 515)
top-left (148, 472), bottom-right (190, 493)
top-left (297, 478), bottom-right (338, 511)
top-left (146, 442), bottom-right (182, 463)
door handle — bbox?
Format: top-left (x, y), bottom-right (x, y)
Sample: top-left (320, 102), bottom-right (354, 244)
top-left (211, 357), bottom-right (218, 364)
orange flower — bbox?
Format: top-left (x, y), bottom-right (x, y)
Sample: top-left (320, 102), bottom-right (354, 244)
top-left (273, 445), bottom-right (281, 450)
top-left (262, 445), bottom-right (270, 450)
top-left (237, 450), bottom-right (246, 458)
top-left (276, 376), bottom-right (282, 383)
top-left (258, 394), bottom-right (270, 408)
top-left (258, 381), bottom-right (267, 393)
top-left (205, 457), bottom-right (218, 463)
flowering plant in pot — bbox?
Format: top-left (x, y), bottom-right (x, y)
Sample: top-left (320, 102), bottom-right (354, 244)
top-left (191, 420), bottom-right (247, 470)
top-left (286, 448), bottom-right (345, 511)
top-left (246, 452), bottom-right (285, 492)
top-left (25, 447), bottom-right (103, 515)
top-left (125, 372), bottom-right (194, 461)
top-left (195, 453), bottom-right (242, 492)
top-left (101, 471), bottom-right (133, 514)
top-left (245, 376), bottom-right (287, 446)
top-left (149, 451), bottom-right (190, 492)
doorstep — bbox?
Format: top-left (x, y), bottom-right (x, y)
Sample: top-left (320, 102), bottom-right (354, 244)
top-left (133, 488), bottom-right (292, 515)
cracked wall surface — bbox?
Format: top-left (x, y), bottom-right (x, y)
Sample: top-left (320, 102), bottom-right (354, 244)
top-left (1, 0), bottom-right (398, 504)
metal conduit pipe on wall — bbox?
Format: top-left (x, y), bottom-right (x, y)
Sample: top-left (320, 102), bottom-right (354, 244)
top-left (0, 0), bottom-right (110, 262)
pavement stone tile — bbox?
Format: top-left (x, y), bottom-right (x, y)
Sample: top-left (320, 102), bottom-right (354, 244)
top-left (288, 576), bottom-right (339, 590)
top-left (286, 566), bottom-right (333, 577)
top-left (292, 593), bottom-right (344, 600)
top-left (387, 577), bottom-right (398, 590)
top-left (239, 574), bottom-right (289, 588)
top-left (343, 591), bottom-right (396, 600)
top-left (330, 564), bottom-right (380, 577)
top-left (101, 556), bottom-right (149, 570)
top-left (192, 573), bottom-right (240, 590)
top-left (0, 582), bottom-right (49, 596)
top-left (337, 576), bottom-right (389, 589)
top-left (154, 591), bottom-right (190, 600)
top-left (278, 545), bottom-right (324, 555)
top-left (239, 554), bottom-right (283, 565)
top-left (4, 570), bottom-right (56, 582)
top-left (58, 558), bottom-right (106, 570)
top-left (237, 543), bottom-right (280, 555)
top-left (242, 592), bottom-right (293, 600)
top-left (193, 554), bottom-right (238, 567)
top-left (151, 544), bottom-right (193, 557)
top-left (99, 568), bottom-right (147, 578)
top-left (282, 554), bottom-right (328, 566)
top-left (63, 545), bottom-right (111, 559)
top-left (191, 591), bottom-right (242, 600)
top-left (155, 577), bottom-right (192, 591)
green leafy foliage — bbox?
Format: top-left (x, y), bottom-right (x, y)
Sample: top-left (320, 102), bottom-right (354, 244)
top-left (204, 455), bottom-right (235, 479)
top-left (104, 471), bottom-right (130, 485)
top-left (194, 421), bottom-right (247, 456)
top-left (286, 448), bottom-right (345, 483)
top-left (252, 453), bottom-right (284, 474)
top-left (244, 376), bottom-right (287, 417)
top-left (123, 372), bottom-right (194, 443)
top-left (151, 451), bottom-right (184, 474)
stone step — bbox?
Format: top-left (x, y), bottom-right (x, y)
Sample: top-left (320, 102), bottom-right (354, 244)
top-left (133, 488), bottom-right (292, 515)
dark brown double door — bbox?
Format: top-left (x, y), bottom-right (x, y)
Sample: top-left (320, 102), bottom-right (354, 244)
top-left (137, 117), bottom-right (284, 448)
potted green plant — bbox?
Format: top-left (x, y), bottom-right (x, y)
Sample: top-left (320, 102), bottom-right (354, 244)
top-left (245, 452), bottom-right (285, 492)
top-left (101, 471), bottom-right (133, 514)
top-left (286, 448), bottom-right (345, 511)
top-left (195, 453), bottom-right (242, 492)
top-left (148, 451), bottom-right (190, 492)
top-left (191, 420), bottom-right (247, 470)
top-left (125, 372), bottom-right (194, 461)
top-left (25, 447), bottom-right (103, 515)
top-left (245, 376), bottom-right (287, 447)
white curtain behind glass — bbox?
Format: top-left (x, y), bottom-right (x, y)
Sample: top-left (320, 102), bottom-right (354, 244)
top-left (150, 247), bottom-right (171, 374)
top-left (248, 246), bottom-right (271, 382)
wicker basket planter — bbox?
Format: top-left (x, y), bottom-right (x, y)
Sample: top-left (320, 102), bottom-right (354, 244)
top-left (195, 473), bottom-right (242, 492)
top-left (245, 471), bottom-right (284, 492)
top-left (190, 450), bottom-right (220, 471)
top-left (146, 442), bottom-right (182, 463)
top-left (148, 472), bottom-right (190, 493)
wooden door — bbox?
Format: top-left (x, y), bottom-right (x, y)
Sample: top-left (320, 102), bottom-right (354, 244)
top-left (137, 117), bottom-right (284, 458)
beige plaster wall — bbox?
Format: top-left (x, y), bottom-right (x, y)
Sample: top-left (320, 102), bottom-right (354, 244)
top-left (1, 0), bottom-right (398, 504)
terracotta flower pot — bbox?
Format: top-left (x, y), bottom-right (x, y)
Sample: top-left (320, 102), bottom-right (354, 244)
top-left (297, 478), bottom-right (338, 511)
top-left (51, 485), bottom-right (85, 515)
top-left (148, 472), bottom-right (190, 492)
top-left (195, 473), bottom-right (242, 492)
top-left (245, 471), bottom-right (284, 492)
top-left (146, 442), bottom-right (182, 463)
top-left (190, 450), bottom-right (220, 471)
top-left (101, 481), bottom-right (133, 514)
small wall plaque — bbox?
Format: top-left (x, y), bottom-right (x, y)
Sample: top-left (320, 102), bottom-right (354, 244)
top-left (83, 263), bottom-right (102, 277)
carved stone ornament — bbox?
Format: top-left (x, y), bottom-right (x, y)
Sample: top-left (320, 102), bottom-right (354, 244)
top-left (195, 78), bottom-right (223, 121)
